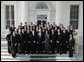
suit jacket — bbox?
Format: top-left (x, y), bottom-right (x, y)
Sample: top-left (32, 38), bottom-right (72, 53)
top-left (30, 34), bottom-right (36, 43)
top-left (6, 33), bottom-right (11, 41)
top-left (51, 33), bottom-right (56, 42)
top-left (21, 33), bottom-right (26, 43)
top-left (6, 33), bottom-right (12, 45)
top-left (26, 33), bottom-right (30, 42)
top-left (15, 34), bottom-right (22, 44)
top-left (69, 38), bottom-right (75, 48)
top-left (62, 30), bottom-right (67, 44)
top-left (11, 35), bottom-right (17, 44)
top-left (66, 30), bottom-right (70, 41)
top-left (48, 29), bottom-right (52, 40)
top-left (57, 32), bottom-right (62, 44)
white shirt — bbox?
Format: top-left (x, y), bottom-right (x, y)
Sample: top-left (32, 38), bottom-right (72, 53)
top-left (38, 32), bottom-right (41, 37)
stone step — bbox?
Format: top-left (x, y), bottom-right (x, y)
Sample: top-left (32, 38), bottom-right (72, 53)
top-left (1, 55), bottom-right (83, 61)
top-left (1, 38), bottom-right (83, 61)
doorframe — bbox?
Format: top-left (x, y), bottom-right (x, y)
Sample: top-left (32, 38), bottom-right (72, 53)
top-left (37, 14), bottom-right (47, 25)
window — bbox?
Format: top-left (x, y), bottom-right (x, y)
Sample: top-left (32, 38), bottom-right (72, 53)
top-left (36, 2), bottom-right (48, 9)
top-left (70, 5), bottom-right (79, 29)
top-left (37, 15), bottom-right (47, 20)
top-left (5, 5), bottom-right (14, 29)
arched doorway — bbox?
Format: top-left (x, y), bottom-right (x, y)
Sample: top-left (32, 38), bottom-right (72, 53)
top-left (28, 1), bottom-right (56, 25)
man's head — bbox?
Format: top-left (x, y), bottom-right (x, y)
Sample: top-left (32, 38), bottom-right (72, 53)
top-left (25, 22), bottom-right (27, 25)
top-left (20, 22), bottom-right (22, 26)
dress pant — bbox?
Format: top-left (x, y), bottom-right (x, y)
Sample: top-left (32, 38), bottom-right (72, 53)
top-left (45, 41), bottom-right (50, 54)
top-left (41, 41), bottom-right (45, 53)
top-left (8, 41), bottom-right (11, 54)
top-left (26, 41), bottom-right (30, 54)
top-left (36, 41), bottom-right (39, 53)
top-left (49, 41), bottom-right (55, 53)
top-left (23, 41), bottom-right (26, 54)
top-left (38, 42), bottom-right (42, 53)
top-left (30, 41), bottom-right (35, 53)
top-left (56, 43), bottom-right (62, 54)
top-left (33, 42), bottom-right (37, 53)
top-left (69, 48), bottom-right (74, 57)
top-left (62, 44), bottom-right (67, 54)
top-left (30, 41), bottom-right (37, 54)
top-left (18, 42), bottom-right (23, 54)
top-left (11, 43), bottom-right (16, 58)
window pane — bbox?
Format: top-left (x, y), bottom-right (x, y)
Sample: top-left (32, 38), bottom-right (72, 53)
top-left (11, 5), bottom-right (14, 19)
top-left (70, 20), bottom-right (78, 29)
top-left (11, 19), bottom-right (15, 26)
top-left (6, 20), bottom-right (10, 29)
top-left (5, 5), bottom-right (9, 19)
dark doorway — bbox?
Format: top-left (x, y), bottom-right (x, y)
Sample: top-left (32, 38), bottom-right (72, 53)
top-left (37, 15), bottom-right (47, 26)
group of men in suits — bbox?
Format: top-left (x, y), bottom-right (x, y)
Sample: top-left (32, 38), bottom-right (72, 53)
top-left (6, 22), bottom-right (75, 58)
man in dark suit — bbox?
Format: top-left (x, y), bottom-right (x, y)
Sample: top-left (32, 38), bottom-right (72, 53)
top-left (54, 27), bottom-right (58, 53)
top-left (30, 30), bottom-right (36, 53)
top-left (21, 29), bottom-right (26, 54)
top-left (35, 27), bottom-right (39, 53)
top-left (26, 29), bottom-right (31, 54)
top-left (6, 31), bottom-right (12, 54)
top-left (44, 30), bottom-right (50, 54)
top-left (11, 31), bottom-right (17, 58)
top-left (50, 29), bottom-right (56, 54)
top-left (68, 34), bottom-right (75, 57)
top-left (66, 27), bottom-right (70, 51)
top-left (56, 28), bottom-right (62, 55)
top-left (16, 28), bottom-right (23, 54)
top-left (41, 28), bottom-right (45, 53)
top-left (61, 27), bottom-right (67, 54)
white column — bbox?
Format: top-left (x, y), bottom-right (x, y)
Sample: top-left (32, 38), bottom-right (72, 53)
top-left (24, 1), bottom-right (28, 23)
top-left (1, 2), bottom-right (8, 38)
top-left (17, 1), bottom-right (28, 26)
top-left (56, 1), bottom-right (62, 25)
top-left (1, 2), bottom-right (5, 31)
top-left (78, 2), bottom-right (83, 36)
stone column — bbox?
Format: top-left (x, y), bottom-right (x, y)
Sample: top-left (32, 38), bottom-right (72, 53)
top-left (17, 1), bottom-right (28, 26)
top-left (56, 1), bottom-right (62, 25)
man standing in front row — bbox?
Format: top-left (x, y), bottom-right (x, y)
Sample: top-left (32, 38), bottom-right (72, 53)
top-left (6, 31), bottom-right (12, 54)
top-left (11, 31), bottom-right (17, 58)
top-left (68, 34), bottom-right (75, 57)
